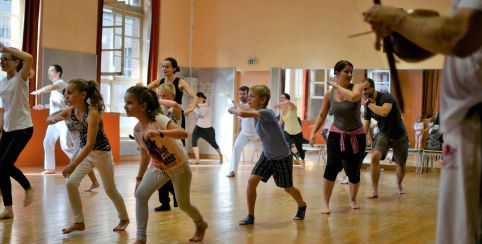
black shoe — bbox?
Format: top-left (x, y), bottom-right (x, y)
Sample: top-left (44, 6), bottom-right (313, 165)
top-left (239, 215), bottom-right (255, 225)
top-left (293, 203), bottom-right (307, 220)
top-left (173, 201), bottom-right (178, 208)
top-left (154, 204), bottom-right (171, 212)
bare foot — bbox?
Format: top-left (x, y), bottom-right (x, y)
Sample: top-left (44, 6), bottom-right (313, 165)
top-left (0, 209), bottom-right (13, 219)
top-left (350, 201), bottom-right (360, 209)
top-left (321, 204), bottom-right (330, 214)
top-left (24, 187), bottom-right (34, 207)
top-left (367, 191), bottom-right (378, 199)
top-left (189, 221), bottom-right (208, 242)
top-left (84, 182), bottom-right (100, 192)
top-left (62, 222), bottom-right (85, 234)
top-left (113, 219), bottom-right (130, 231)
top-left (398, 185), bottom-right (406, 195)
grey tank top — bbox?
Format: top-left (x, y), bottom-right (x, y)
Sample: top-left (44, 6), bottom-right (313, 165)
top-left (330, 89), bottom-right (362, 132)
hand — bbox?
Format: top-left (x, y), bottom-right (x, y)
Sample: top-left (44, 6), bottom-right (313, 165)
top-left (144, 128), bottom-right (161, 140)
top-left (62, 164), bottom-right (76, 178)
top-left (327, 81), bottom-right (338, 89)
top-left (32, 104), bottom-right (44, 110)
top-left (363, 5), bottom-right (407, 50)
top-left (47, 113), bottom-right (64, 124)
top-left (183, 109), bottom-right (192, 116)
top-left (31, 90), bottom-right (41, 95)
top-left (308, 133), bottom-right (316, 146)
top-left (228, 107), bottom-right (237, 114)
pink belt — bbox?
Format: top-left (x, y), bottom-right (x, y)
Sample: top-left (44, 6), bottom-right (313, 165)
top-left (329, 125), bottom-right (365, 154)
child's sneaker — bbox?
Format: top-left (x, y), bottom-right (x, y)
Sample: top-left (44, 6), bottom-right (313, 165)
top-left (239, 215), bottom-right (255, 225)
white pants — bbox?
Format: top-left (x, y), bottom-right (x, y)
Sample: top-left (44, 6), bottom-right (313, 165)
top-left (66, 150), bottom-right (128, 223)
top-left (436, 115), bottom-right (481, 244)
top-left (44, 121), bottom-right (74, 169)
top-left (228, 133), bottom-right (259, 173)
top-left (135, 163), bottom-right (204, 242)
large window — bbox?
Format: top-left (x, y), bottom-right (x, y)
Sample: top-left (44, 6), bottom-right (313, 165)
top-left (0, 0), bottom-right (24, 80)
top-left (101, 0), bottom-right (148, 137)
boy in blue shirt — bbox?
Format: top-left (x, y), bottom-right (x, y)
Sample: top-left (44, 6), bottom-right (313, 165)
top-left (228, 85), bottom-right (307, 225)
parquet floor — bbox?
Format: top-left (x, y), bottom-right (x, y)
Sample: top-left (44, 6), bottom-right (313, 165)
top-left (0, 152), bottom-right (439, 243)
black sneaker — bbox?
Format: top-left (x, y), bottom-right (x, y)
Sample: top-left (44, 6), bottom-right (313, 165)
top-left (239, 215), bottom-right (255, 225)
top-left (293, 203), bottom-right (307, 220)
top-left (154, 204), bottom-right (171, 212)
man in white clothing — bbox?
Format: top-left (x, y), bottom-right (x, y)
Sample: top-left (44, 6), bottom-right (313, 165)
top-left (227, 86), bottom-right (259, 177)
top-left (31, 64), bottom-right (73, 174)
top-left (364, 2), bottom-right (482, 243)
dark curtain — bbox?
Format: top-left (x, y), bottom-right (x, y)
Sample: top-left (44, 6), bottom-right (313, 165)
top-left (96, 0), bottom-right (104, 83)
top-left (422, 69), bottom-right (441, 117)
top-left (147, 0), bottom-right (161, 84)
top-left (22, 0), bottom-right (41, 106)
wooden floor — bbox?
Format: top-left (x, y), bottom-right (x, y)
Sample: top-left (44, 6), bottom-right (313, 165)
top-left (1, 152), bottom-right (439, 243)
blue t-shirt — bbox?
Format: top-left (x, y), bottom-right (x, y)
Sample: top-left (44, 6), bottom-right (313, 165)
top-left (255, 109), bottom-right (290, 160)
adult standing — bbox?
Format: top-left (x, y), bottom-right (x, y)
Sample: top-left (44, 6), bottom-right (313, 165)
top-left (361, 78), bottom-right (409, 198)
top-left (273, 93), bottom-right (305, 167)
top-left (147, 57), bottom-right (199, 131)
top-left (364, 3), bottom-right (482, 243)
top-left (147, 57), bottom-right (198, 211)
top-left (309, 60), bottom-right (366, 213)
top-left (192, 92), bottom-right (223, 164)
top-left (0, 43), bottom-right (35, 219)
top-left (227, 86), bottom-right (259, 177)
top-left (31, 64), bottom-right (73, 174)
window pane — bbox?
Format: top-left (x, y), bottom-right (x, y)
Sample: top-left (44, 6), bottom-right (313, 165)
top-left (125, 16), bottom-right (140, 37)
top-left (115, 13), bottom-right (123, 26)
top-left (100, 82), bottom-right (111, 104)
top-left (124, 37), bottom-right (140, 58)
top-left (115, 33), bottom-right (122, 49)
top-left (102, 27), bottom-right (113, 49)
top-left (0, 16), bottom-right (12, 39)
top-left (124, 58), bottom-right (139, 79)
top-left (0, 1), bottom-right (13, 13)
top-left (103, 9), bottom-right (113, 26)
top-left (311, 83), bottom-right (325, 97)
top-left (101, 51), bottom-right (122, 73)
top-left (121, 0), bottom-right (142, 7)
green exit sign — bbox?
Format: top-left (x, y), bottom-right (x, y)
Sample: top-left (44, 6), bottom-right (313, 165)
top-left (248, 58), bottom-right (257, 65)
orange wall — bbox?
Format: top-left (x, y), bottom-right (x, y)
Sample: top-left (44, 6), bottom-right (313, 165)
top-left (17, 110), bottom-right (120, 167)
top-left (240, 71), bottom-right (270, 88)
top-left (41, 0), bottom-right (98, 54)
top-left (160, 0), bottom-right (450, 71)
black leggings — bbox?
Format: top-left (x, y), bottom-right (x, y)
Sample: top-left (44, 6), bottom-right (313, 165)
top-left (324, 132), bottom-right (366, 184)
top-left (283, 131), bottom-right (305, 160)
top-left (0, 127), bottom-right (33, 206)
top-left (191, 126), bottom-right (219, 149)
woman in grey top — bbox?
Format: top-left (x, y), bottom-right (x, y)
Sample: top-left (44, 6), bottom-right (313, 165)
top-left (309, 60), bottom-right (365, 214)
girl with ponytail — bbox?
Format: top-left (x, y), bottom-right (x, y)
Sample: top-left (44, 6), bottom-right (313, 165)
top-left (124, 85), bottom-right (207, 243)
top-left (49, 78), bottom-right (129, 234)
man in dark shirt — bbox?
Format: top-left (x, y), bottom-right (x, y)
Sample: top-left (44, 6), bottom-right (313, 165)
top-left (362, 78), bottom-right (409, 199)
